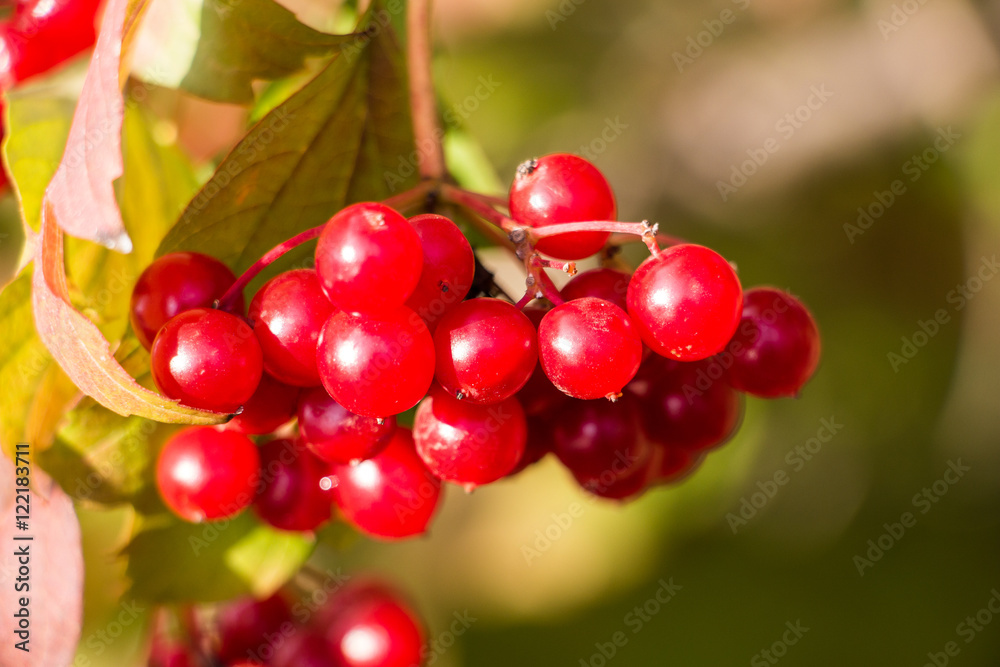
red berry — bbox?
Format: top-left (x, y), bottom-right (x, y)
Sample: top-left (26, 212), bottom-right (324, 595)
top-left (273, 631), bottom-right (337, 667)
top-left (1, 0), bottom-right (102, 85)
top-left (552, 396), bottom-right (651, 487)
top-left (331, 429), bottom-right (442, 540)
top-left (149, 641), bottom-right (198, 667)
top-left (413, 387), bottom-right (527, 490)
top-left (324, 583), bottom-right (425, 667)
top-left (560, 267), bottom-right (630, 311)
top-left (156, 427), bottom-right (260, 522)
top-left (508, 417), bottom-right (552, 476)
top-left (515, 306), bottom-right (570, 416)
top-left (297, 387), bottom-right (396, 464)
top-left (635, 359), bottom-right (743, 452)
top-left (405, 214), bottom-right (475, 326)
top-left (627, 244), bottom-right (743, 362)
top-left (726, 287), bottom-right (821, 397)
top-left (316, 308), bottom-right (434, 418)
top-left (509, 153), bottom-right (616, 260)
top-left (433, 298), bottom-right (537, 404)
top-left (652, 445), bottom-right (704, 485)
top-left (314, 203), bottom-right (423, 314)
top-left (216, 593), bottom-right (293, 664)
top-left (130, 252), bottom-right (242, 350)
top-left (577, 452), bottom-right (654, 501)
top-left (226, 374), bottom-right (299, 436)
top-left (538, 297), bottom-right (642, 400)
top-left (253, 439), bottom-right (333, 532)
top-left (151, 308), bottom-right (263, 414)
top-left (249, 269), bottom-right (335, 387)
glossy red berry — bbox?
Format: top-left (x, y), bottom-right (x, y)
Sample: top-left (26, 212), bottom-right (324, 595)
top-left (627, 244), bottom-right (743, 362)
top-left (560, 267), bottom-right (630, 311)
top-left (314, 202), bottom-right (423, 314)
top-left (151, 308), bottom-right (263, 413)
top-left (331, 429), bottom-right (442, 540)
top-left (216, 593), bottom-right (293, 664)
top-left (636, 359), bottom-right (743, 452)
top-left (725, 287), bottom-right (821, 397)
top-left (538, 297), bottom-right (643, 400)
top-left (226, 374), bottom-right (299, 435)
top-left (130, 252), bottom-right (242, 350)
top-left (405, 214), bottom-right (475, 326)
top-left (254, 439), bottom-right (333, 532)
top-left (413, 388), bottom-right (527, 490)
top-left (0, 0), bottom-right (102, 85)
top-left (552, 396), bottom-right (651, 487)
top-left (509, 153), bottom-right (616, 260)
top-left (316, 308), bottom-right (434, 418)
top-left (156, 427), bottom-right (260, 522)
top-left (298, 387), bottom-right (396, 464)
top-left (324, 583), bottom-right (425, 667)
top-left (433, 298), bottom-right (537, 404)
top-left (515, 306), bottom-right (570, 416)
top-left (249, 269), bottom-right (335, 387)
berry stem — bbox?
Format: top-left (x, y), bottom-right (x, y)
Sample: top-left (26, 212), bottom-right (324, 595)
top-left (531, 255), bottom-right (577, 276)
top-left (440, 184), bottom-right (519, 234)
top-left (407, 0), bottom-right (446, 181)
top-left (530, 220), bottom-right (658, 240)
top-left (217, 182), bottom-right (437, 310)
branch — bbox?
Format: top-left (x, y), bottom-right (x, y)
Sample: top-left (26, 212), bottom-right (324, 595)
top-left (407, 0), bottom-right (446, 181)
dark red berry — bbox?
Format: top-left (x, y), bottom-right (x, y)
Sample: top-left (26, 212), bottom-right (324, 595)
top-left (636, 359), bottom-right (743, 452)
top-left (297, 387), bottom-right (396, 464)
top-left (314, 202), bottom-right (423, 314)
top-left (324, 583), bottom-right (425, 667)
top-left (130, 252), bottom-right (242, 350)
top-left (156, 427), bottom-right (260, 522)
top-left (405, 214), bottom-right (475, 326)
top-left (216, 593), bottom-right (293, 664)
top-left (151, 308), bottom-right (263, 414)
top-left (538, 297), bottom-right (642, 400)
top-left (552, 395), bottom-right (651, 487)
top-left (726, 287), bottom-right (821, 397)
top-left (272, 631), bottom-right (337, 667)
top-left (249, 269), bottom-right (335, 387)
top-left (316, 308), bottom-right (434, 418)
top-left (508, 417), bottom-right (552, 476)
top-left (226, 374), bottom-right (299, 436)
top-left (560, 267), bottom-right (630, 311)
top-left (331, 429), bottom-right (442, 540)
top-left (575, 452), bottom-right (653, 501)
top-left (509, 153), bottom-right (616, 260)
top-left (627, 244), bottom-right (743, 362)
top-left (413, 387), bottom-right (527, 490)
top-left (652, 445), bottom-right (704, 485)
top-left (253, 439), bottom-right (333, 532)
top-left (433, 298), bottom-right (537, 404)
top-left (149, 640), bottom-right (198, 667)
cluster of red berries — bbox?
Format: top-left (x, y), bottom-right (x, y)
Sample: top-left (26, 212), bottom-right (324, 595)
top-left (151, 580), bottom-right (425, 667)
top-left (0, 0), bottom-right (103, 187)
top-left (138, 152), bottom-right (820, 538)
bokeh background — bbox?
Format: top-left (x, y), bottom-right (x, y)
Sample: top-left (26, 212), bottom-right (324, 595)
top-left (3, 0), bottom-right (1000, 664)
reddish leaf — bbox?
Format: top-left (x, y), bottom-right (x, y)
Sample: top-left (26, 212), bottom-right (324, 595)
top-left (0, 454), bottom-right (83, 666)
top-left (32, 205), bottom-right (226, 424)
top-left (44, 0), bottom-right (150, 252)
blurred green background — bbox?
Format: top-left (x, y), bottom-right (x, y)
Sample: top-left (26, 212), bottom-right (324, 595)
top-left (4, 0), bottom-right (1000, 664)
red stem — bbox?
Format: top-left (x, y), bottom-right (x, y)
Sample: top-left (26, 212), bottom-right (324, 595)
top-left (441, 184), bottom-right (519, 234)
top-left (530, 220), bottom-right (653, 239)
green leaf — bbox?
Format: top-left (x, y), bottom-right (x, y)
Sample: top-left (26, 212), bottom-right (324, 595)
top-left (181, 0), bottom-right (354, 105)
top-left (125, 513), bottom-right (314, 602)
top-left (159, 5), bottom-right (417, 280)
